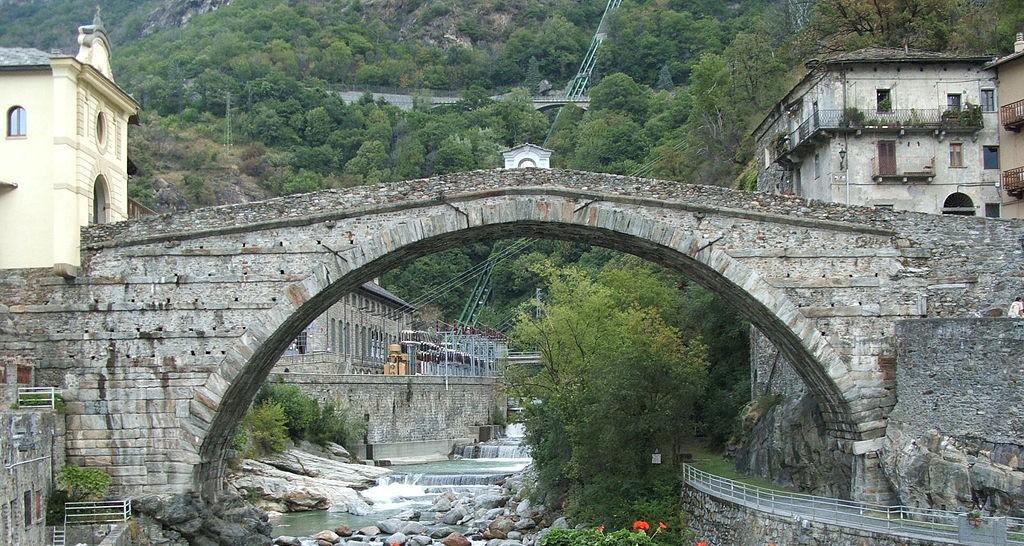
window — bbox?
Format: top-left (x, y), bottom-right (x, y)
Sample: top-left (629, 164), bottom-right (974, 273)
top-left (23, 491), bottom-right (30, 526)
top-left (947, 93), bottom-right (962, 111)
top-left (95, 112), bottom-right (107, 146)
top-left (983, 146), bottom-right (999, 169)
top-left (949, 143), bottom-right (964, 167)
top-left (6, 106), bottom-right (26, 137)
top-left (813, 153), bottom-right (821, 179)
top-left (874, 204), bottom-right (895, 210)
top-left (981, 89), bottom-right (996, 112)
top-left (876, 89), bottom-right (892, 112)
top-left (942, 192), bottom-right (975, 216)
top-left (985, 203), bottom-right (1001, 218)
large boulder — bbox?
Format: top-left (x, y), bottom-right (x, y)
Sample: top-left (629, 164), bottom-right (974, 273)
top-left (441, 532), bottom-right (472, 546)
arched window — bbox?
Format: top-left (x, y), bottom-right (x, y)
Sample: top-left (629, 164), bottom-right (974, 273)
top-left (518, 158), bottom-right (537, 168)
top-left (92, 176), bottom-right (109, 224)
top-left (7, 106), bottom-right (26, 137)
top-left (942, 192), bottom-right (975, 216)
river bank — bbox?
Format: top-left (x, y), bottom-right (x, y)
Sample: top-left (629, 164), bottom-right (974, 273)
top-left (230, 426), bottom-right (556, 546)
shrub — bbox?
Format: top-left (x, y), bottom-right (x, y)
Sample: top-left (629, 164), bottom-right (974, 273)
top-left (242, 400), bottom-right (288, 455)
top-left (56, 465), bottom-right (112, 501)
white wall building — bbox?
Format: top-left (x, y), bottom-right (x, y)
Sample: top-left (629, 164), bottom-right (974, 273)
top-left (502, 143), bottom-right (552, 169)
top-left (754, 48), bottom-right (1006, 217)
top-left (0, 13), bottom-right (138, 273)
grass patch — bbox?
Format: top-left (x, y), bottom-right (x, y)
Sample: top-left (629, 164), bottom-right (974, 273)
top-left (677, 437), bottom-right (795, 492)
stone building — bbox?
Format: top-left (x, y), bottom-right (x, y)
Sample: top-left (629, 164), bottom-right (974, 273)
top-left (753, 48), bottom-right (1007, 217)
top-left (0, 12), bottom-right (138, 273)
top-left (986, 32), bottom-right (1024, 218)
top-left (277, 282), bottom-right (415, 375)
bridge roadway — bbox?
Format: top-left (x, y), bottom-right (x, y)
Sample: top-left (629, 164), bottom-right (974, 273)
top-left (1, 168), bottom-right (1021, 501)
top-left (337, 88), bottom-right (589, 111)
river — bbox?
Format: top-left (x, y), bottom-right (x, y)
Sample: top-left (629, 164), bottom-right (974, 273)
top-left (273, 424), bottom-right (532, 540)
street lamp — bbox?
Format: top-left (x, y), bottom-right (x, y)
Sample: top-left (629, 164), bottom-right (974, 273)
top-left (839, 148), bottom-right (847, 170)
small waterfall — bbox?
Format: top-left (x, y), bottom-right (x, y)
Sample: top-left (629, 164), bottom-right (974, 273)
top-left (460, 444), bottom-right (531, 459)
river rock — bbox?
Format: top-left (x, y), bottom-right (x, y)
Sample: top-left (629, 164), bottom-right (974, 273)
top-left (274, 537), bottom-right (301, 546)
top-left (410, 535), bottom-right (432, 546)
top-left (429, 527), bottom-right (456, 539)
top-left (485, 515), bottom-right (515, 539)
top-left (513, 519), bottom-right (536, 531)
top-left (230, 458), bottom-right (381, 514)
top-left (550, 517), bottom-right (568, 529)
top-left (400, 522), bottom-right (429, 536)
top-left (314, 530), bottom-right (340, 543)
top-left (317, 540), bottom-right (333, 546)
top-left (429, 496), bottom-right (453, 512)
top-left (358, 526), bottom-right (381, 536)
top-left (325, 442), bottom-right (352, 459)
top-left (474, 493), bottom-right (508, 510)
top-left (441, 532), bottom-right (472, 546)
top-left (377, 519), bottom-right (403, 534)
top-left (385, 531), bottom-right (408, 545)
top-left (441, 507), bottom-right (467, 525)
top-left (335, 525), bottom-right (354, 537)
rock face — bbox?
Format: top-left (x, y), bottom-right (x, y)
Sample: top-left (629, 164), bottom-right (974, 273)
top-left (881, 424), bottom-right (1024, 516)
top-left (228, 449), bottom-right (391, 513)
top-left (134, 491), bottom-right (273, 546)
top-left (143, 0), bottom-right (232, 34)
top-left (733, 393), bottom-right (852, 498)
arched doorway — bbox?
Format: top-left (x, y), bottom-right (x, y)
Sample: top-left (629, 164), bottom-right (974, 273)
top-left (941, 192), bottom-right (975, 216)
top-left (93, 175), bottom-right (108, 224)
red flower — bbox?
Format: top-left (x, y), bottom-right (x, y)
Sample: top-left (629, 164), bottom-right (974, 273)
top-left (633, 520), bottom-right (651, 531)
top-left (597, 525), bottom-right (605, 533)
top-left (658, 522), bottom-right (667, 529)
top-left (695, 541), bottom-right (709, 546)
top-left (391, 543), bottom-right (400, 546)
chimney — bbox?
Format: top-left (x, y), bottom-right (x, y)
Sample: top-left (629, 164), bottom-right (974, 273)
top-left (1016, 32), bottom-right (1024, 53)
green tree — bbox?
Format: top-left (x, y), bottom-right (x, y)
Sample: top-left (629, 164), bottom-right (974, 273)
top-left (588, 73), bottom-right (651, 123)
top-left (56, 466), bottom-right (112, 501)
top-left (507, 263), bottom-right (709, 527)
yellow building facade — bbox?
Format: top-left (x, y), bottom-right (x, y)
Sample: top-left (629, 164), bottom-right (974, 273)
top-left (0, 15), bottom-right (137, 272)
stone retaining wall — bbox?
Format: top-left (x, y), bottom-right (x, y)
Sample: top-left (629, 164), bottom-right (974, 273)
top-left (682, 486), bottom-right (955, 546)
top-left (267, 373), bottom-right (505, 445)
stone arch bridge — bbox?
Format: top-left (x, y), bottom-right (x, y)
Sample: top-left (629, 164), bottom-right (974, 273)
top-left (1, 169), bottom-right (1019, 503)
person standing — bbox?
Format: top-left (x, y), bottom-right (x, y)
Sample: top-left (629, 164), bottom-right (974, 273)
top-left (1009, 296), bottom-right (1024, 318)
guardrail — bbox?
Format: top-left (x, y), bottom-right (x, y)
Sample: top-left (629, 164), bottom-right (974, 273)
top-left (17, 386), bottom-right (59, 408)
top-left (64, 499), bottom-right (132, 525)
top-left (682, 464), bottom-right (1024, 545)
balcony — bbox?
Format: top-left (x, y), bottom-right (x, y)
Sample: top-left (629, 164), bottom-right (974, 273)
top-left (773, 107), bottom-right (982, 166)
top-left (1001, 99), bottom-right (1024, 132)
top-left (1003, 165), bottom-right (1024, 199)
top-left (872, 155), bottom-right (935, 183)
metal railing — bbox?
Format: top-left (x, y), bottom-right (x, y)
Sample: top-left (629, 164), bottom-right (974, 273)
top-left (17, 386), bottom-right (59, 408)
top-left (64, 499), bottom-right (132, 525)
top-left (682, 464), bottom-right (1024, 545)
top-left (52, 526), bottom-right (65, 546)
top-left (778, 107), bottom-right (983, 162)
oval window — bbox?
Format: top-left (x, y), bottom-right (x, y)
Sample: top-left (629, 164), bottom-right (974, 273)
top-left (95, 111), bottom-right (107, 147)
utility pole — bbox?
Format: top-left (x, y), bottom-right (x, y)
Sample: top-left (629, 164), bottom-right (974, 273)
top-left (224, 92), bottom-right (232, 149)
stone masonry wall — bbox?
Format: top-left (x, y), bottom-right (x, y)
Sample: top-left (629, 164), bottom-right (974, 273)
top-left (681, 486), bottom-right (980, 546)
top-left (891, 318), bottom-right (1023, 443)
top-left (267, 373), bottom-right (504, 444)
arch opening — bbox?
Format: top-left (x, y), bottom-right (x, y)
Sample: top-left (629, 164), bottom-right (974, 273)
top-left (191, 216), bottom-right (857, 496)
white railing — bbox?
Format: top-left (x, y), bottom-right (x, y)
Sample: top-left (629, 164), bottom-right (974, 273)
top-left (52, 526), bottom-right (65, 546)
top-left (64, 499), bottom-right (131, 525)
top-left (17, 386), bottom-right (59, 408)
top-left (683, 464), bottom-right (1024, 545)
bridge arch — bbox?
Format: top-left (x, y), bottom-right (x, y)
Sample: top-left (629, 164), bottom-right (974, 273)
top-left (13, 168), bottom-right (1018, 503)
top-left (185, 186), bottom-right (874, 497)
